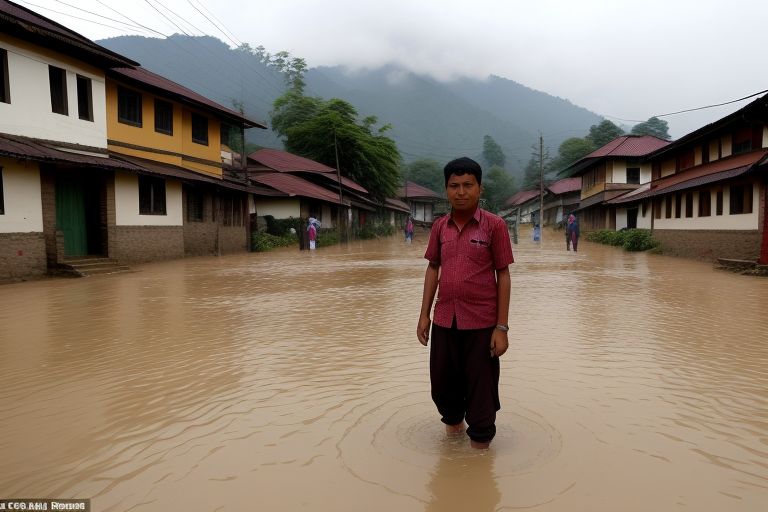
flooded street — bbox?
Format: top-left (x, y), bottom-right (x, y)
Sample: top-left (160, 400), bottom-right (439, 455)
top-left (1, 228), bottom-right (767, 511)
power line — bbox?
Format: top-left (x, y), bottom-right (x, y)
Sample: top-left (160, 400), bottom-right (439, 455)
top-left (653, 88), bottom-right (768, 118)
top-left (142, 0), bottom-right (190, 36)
top-left (187, 0), bottom-right (241, 48)
top-left (16, 0), bottom-right (149, 34)
top-left (93, 0), bottom-right (167, 37)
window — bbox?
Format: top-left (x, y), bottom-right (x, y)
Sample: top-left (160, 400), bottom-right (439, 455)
top-left (118, 86), bottom-right (142, 126)
top-left (1, 48), bottom-right (9, 104)
top-left (732, 127), bottom-right (752, 155)
top-left (191, 113), bottom-right (208, 145)
top-left (642, 202), bottom-right (647, 217)
top-left (221, 192), bottom-right (244, 226)
top-left (698, 190), bottom-right (711, 217)
top-left (138, 175), bottom-right (166, 215)
top-left (716, 188), bottom-right (723, 215)
top-left (76, 75), bottom-right (93, 121)
top-left (674, 193), bottom-right (682, 218)
top-left (729, 184), bottom-right (753, 215)
top-left (154, 99), bottom-right (173, 135)
top-left (187, 187), bottom-right (204, 222)
top-left (685, 192), bottom-right (693, 218)
top-left (0, 167), bottom-right (5, 215)
top-left (49, 65), bottom-right (68, 115)
top-left (665, 197), bottom-right (672, 218)
top-left (654, 199), bottom-right (661, 219)
top-left (626, 167), bottom-right (640, 184)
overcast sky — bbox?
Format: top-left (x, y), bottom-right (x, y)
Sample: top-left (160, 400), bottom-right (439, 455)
top-left (20, 0), bottom-right (768, 139)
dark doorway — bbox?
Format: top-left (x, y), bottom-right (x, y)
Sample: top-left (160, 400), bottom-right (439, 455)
top-left (627, 207), bottom-right (638, 229)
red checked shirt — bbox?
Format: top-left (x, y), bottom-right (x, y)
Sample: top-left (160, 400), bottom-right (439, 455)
top-left (424, 208), bottom-right (514, 329)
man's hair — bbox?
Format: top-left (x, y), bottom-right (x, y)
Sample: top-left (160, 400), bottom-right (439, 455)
top-left (443, 157), bottom-right (482, 187)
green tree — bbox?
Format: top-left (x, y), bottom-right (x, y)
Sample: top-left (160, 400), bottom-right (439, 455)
top-left (404, 159), bottom-right (444, 195)
top-left (272, 94), bottom-right (402, 200)
top-left (550, 137), bottom-right (596, 172)
top-left (522, 143), bottom-right (550, 190)
top-left (630, 116), bottom-right (670, 139)
top-left (482, 135), bottom-right (506, 168)
top-left (483, 165), bottom-right (516, 212)
top-left (587, 120), bottom-right (625, 148)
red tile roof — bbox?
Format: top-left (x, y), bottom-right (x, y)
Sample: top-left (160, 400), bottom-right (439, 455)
top-left (251, 172), bottom-right (345, 205)
top-left (504, 189), bottom-right (540, 207)
top-left (585, 135), bottom-right (670, 159)
top-left (546, 177), bottom-right (581, 195)
top-left (398, 181), bottom-right (442, 199)
top-left (249, 148), bottom-right (337, 173)
top-left (109, 67), bottom-right (265, 128)
top-left (385, 197), bottom-right (411, 213)
top-left (0, 0), bottom-right (137, 68)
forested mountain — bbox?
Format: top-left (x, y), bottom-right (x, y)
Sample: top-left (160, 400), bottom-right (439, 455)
top-left (98, 35), bottom-right (603, 176)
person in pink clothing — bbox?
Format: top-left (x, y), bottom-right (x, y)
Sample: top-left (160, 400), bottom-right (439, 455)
top-left (308, 217), bottom-right (319, 250)
top-left (417, 157), bottom-right (514, 449)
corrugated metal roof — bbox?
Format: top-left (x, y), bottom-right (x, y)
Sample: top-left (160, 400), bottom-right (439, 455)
top-left (110, 67), bottom-right (266, 128)
top-left (504, 189), bottom-right (540, 207)
top-left (0, 133), bottom-right (144, 171)
top-left (398, 181), bottom-right (442, 199)
top-left (0, 0), bottom-right (137, 68)
top-left (297, 169), bottom-right (369, 194)
top-left (606, 183), bottom-right (652, 205)
top-left (546, 177), bottom-right (581, 195)
top-left (249, 148), bottom-right (337, 173)
top-left (251, 172), bottom-right (346, 205)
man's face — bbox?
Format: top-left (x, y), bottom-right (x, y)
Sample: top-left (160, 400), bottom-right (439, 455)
top-left (446, 172), bottom-right (481, 213)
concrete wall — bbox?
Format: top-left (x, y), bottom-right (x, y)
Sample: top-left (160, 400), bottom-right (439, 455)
top-left (653, 184), bottom-right (760, 231)
top-left (653, 229), bottom-right (761, 262)
top-left (218, 225), bottom-right (247, 254)
top-left (0, 158), bottom-right (43, 233)
top-left (114, 172), bottom-right (183, 226)
top-left (0, 34), bottom-right (107, 148)
top-left (256, 199), bottom-right (301, 220)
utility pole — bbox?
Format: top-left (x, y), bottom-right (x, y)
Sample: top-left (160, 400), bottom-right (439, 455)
top-left (333, 127), bottom-right (347, 241)
top-left (539, 133), bottom-right (544, 243)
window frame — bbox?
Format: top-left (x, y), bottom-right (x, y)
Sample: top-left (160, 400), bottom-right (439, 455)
top-left (191, 112), bottom-right (209, 145)
top-left (48, 65), bottom-right (68, 116)
top-left (76, 74), bottom-right (93, 122)
top-left (138, 175), bottom-right (166, 216)
top-left (716, 188), bottom-right (723, 215)
top-left (186, 187), bottom-right (204, 222)
top-left (674, 193), bottom-right (682, 218)
top-left (0, 167), bottom-right (5, 215)
top-left (0, 48), bottom-right (10, 104)
top-left (729, 183), bottom-right (753, 215)
top-left (117, 86), bottom-right (142, 127)
top-left (665, 196), bottom-right (672, 219)
top-left (154, 99), bottom-right (173, 135)
top-left (685, 192), bottom-right (693, 218)
top-left (698, 190), bottom-right (711, 217)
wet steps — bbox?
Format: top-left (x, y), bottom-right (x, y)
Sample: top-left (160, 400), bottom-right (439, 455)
top-left (59, 257), bottom-right (131, 277)
top-left (715, 258), bottom-right (768, 276)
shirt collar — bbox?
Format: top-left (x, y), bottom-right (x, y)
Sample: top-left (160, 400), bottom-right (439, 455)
top-left (448, 207), bottom-right (482, 226)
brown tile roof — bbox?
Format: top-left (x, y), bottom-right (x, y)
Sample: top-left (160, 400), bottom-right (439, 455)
top-left (249, 148), bottom-right (337, 173)
top-left (0, 0), bottom-right (137, 68)
top-left (398, 181), bottom-right (442, 199)
top-left (504, 189), bottom-right (540, 207)
top-left (385, 197), bottom-right (411, 214)
top-left (546, 177), bottom-right (581, 195)
top-left (561, 135), bottom-right (671, 177)
top-left (251, 172), bottom-right (346, 205)
top-left (109, 67), bottom-right (266, 128)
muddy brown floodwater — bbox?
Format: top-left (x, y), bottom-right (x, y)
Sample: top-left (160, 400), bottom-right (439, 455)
top-left (1, 228), bottom-right (767, 511)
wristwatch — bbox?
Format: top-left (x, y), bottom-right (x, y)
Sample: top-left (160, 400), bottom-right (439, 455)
top-left (495, 324), bottom-right (509, 332)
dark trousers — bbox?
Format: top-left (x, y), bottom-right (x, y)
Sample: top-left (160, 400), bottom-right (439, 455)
top-left (430, 322), bottom-right (500, 443)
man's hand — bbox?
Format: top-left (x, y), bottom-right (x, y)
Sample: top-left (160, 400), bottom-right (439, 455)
top-left (490, 329), bottom-right (509, 358)
top-left (417, 315), bottom-right (432, 346)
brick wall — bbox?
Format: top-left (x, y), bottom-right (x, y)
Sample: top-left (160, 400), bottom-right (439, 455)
top-left (109, 226), bottom-right (184, 263)
top-left (218, 225), bottom-right (248, 254)
top-left (39, 167), bottom-right (59, 266)
top-left (0, 233), bottom-right (47, 282)
top-left (653, 229), bottom-right (761, 262)
top-left (184, 221), bottom-right (217, 256)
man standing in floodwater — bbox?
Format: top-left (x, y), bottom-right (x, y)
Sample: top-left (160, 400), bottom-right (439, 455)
top-left (417, 157), bottom-right (514, 449)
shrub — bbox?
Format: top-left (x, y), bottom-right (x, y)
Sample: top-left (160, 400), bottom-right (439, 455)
top-left (317, 228), bottom-right (339, 247)
top-left (251, 232), bottom-right (297, 252)
top-left (586, 229), bottom-right (658, 252)
top-left (264, 216), bottom-right (303, 236)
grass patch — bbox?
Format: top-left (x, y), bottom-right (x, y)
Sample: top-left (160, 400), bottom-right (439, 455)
top-left (251, 232), bottom-right (298, 252)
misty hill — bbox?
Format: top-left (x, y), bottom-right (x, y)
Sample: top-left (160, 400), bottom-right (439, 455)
top-left (97, 35), bottom-right (603, 174)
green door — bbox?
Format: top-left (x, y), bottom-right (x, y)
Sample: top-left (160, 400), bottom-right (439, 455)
top-left (56, 178), bottom-right (88, 257)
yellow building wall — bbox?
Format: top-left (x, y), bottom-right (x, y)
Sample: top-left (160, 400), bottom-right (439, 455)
top-left (105, 80), bottom-right (222, 177)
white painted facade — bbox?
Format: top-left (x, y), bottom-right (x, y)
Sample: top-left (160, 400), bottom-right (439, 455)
top-left (649, 184), bottom-right (760, 230)
top-left (0, 39), bottom-right (108, 149)
top-left (255, 198), bottom-right (301, 219)
top-left (0, 158), bottom-right (43, 233)
top-left (114, 173), bottom-right (183, 226)
top-left (609, 161), bottom-right (652, 184)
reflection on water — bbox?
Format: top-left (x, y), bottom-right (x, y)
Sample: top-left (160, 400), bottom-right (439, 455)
top-left (1, 228), bottom-right (767, 511)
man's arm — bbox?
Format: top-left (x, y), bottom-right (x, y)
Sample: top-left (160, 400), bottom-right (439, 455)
top-left (490, 266), bottom-right (511, 357)
top-left (417, 262), bottom-right (439, 346)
